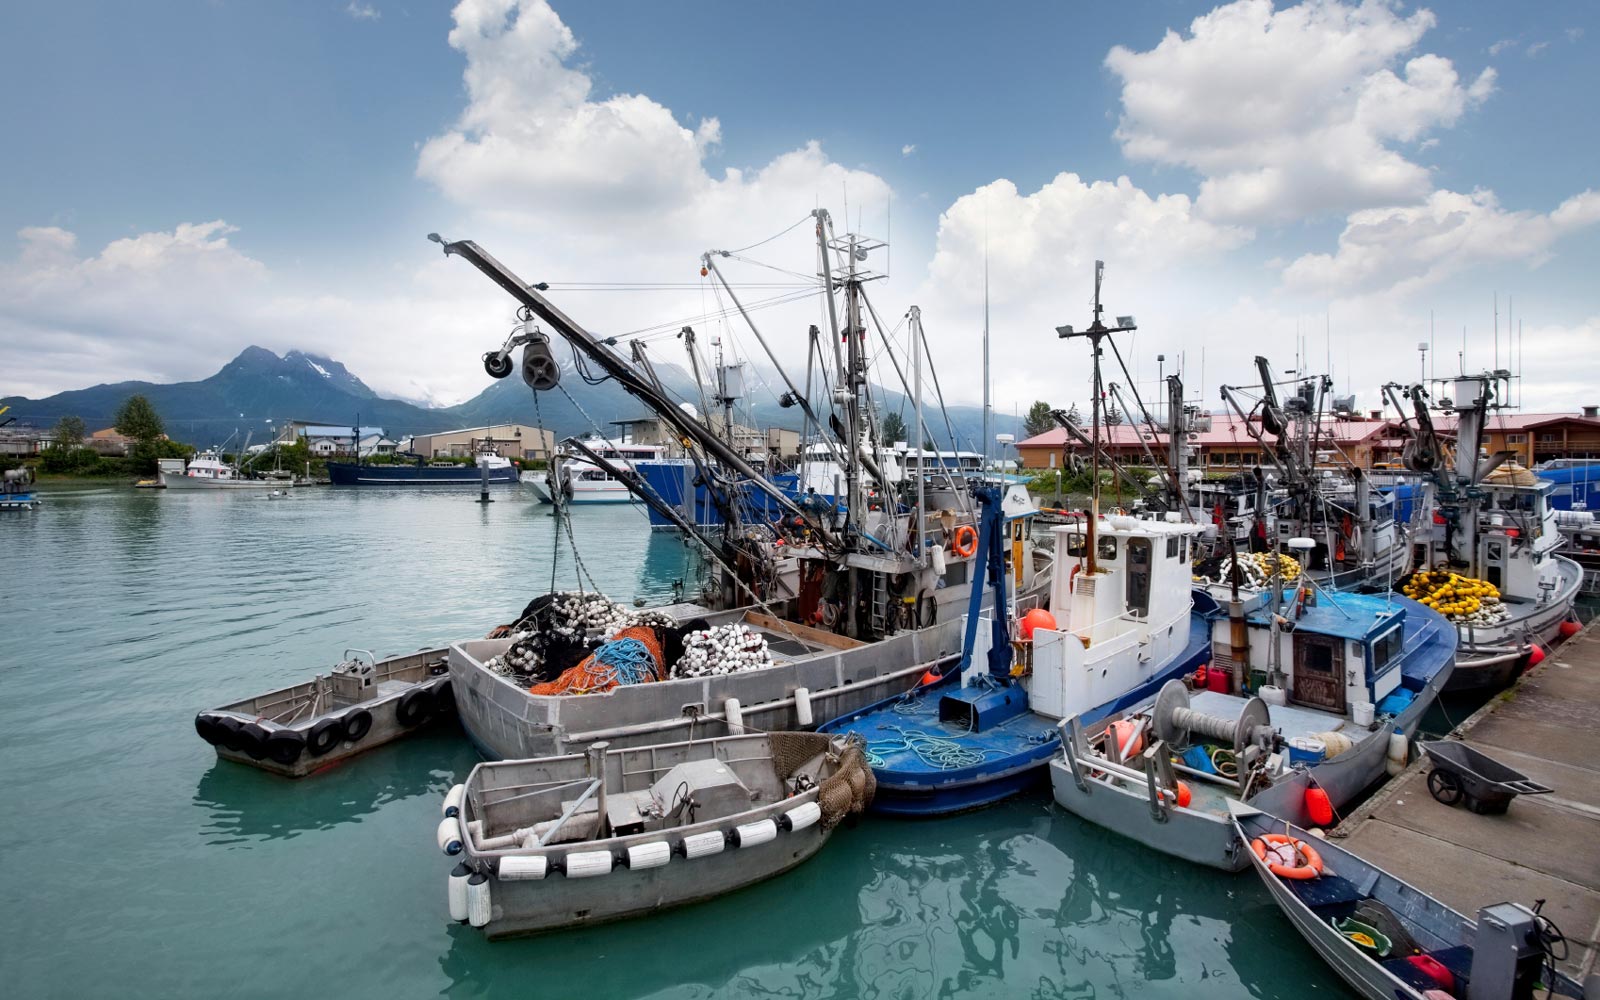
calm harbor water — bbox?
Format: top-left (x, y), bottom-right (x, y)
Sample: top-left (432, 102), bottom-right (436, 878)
top-left (1, 482), bottom-right (1357, 999)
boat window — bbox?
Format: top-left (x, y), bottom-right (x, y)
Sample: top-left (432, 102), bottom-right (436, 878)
top-left (1166, 536), bottom-right (1180, 559)
top-left (1065, 532), bottom-right (1087, 557)
top-left (1098, 535), bottom-right (1118, 561)
top-left (1125, 538), bottom-right (1152, 616)
top-left (1371, 626), bottom-right (1403, 672)
top-left (1180, 535), bottom-right (1190, 562)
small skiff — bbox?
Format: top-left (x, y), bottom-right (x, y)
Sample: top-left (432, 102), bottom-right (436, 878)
top-left (437, 731), bottom-right (873, 939)
top-left (194, 647), bottom-right (454, 777)
top-left (1228, 801), bottom-right (1590, 999)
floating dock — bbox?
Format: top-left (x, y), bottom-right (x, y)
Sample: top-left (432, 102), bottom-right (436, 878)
top-left (1334, 625), bottom-right (1600, 982)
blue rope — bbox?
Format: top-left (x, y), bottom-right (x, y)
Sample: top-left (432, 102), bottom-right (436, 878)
top-left (589, 637), bottom-right (657, 687)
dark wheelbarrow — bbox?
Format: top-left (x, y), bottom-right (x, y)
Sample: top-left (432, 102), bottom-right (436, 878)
top-left (1420, 740), bottom-right (1554, 815)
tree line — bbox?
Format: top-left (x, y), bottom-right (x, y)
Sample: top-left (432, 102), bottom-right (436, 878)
top-left (35, 395), bottom-right (193, 476)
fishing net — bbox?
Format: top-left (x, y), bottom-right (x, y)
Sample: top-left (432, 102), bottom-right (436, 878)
top-left (767, 731), bottom-right (874, 828)
top-left (527, 626), bottom-right (666, 696)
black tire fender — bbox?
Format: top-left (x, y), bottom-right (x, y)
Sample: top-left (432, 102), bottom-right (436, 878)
top-left (396, 688), bottom-right (434, 728)
top-left (342, 709), bottom-right (373, 744)
top-left (264, 730), bottom-right (306, 766)
top-left (307, 718), bottom-right (343, 757)
top-left (214, 717), bottom-right (245, 752)
top-left (432, 679), bottom-right (455, 716)
top-left (194, 714), bottom-right (224, 746)
top-left (238, 722), bottom-right (271, 760)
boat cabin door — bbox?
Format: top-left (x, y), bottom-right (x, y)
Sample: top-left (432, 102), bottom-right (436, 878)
top-left (1480, 538), bottom-right (1505, 590)
top-left (1290, 633), bottom-right (1346, 713)
top-left (1125, 537), bottom-right (1152, 618)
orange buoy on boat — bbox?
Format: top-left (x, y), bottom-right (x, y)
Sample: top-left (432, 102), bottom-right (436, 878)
top-left (1526, 644), bottom-right (1547, 670)
top-left (1559, 619), bottom-right (1582, 639)
top-left (1250, 833), bottom-right (1323, 880)
top-left (1305, 786), bottom-right (1335, 827)
top-left (1174, 780), bottom-right (1192, 808)
top-left (1019, 608), bottom-right (1058, 639)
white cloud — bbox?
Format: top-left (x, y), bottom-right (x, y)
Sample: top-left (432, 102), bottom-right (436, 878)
top-left (1488, 38), bottom-right (1516, 56)
top-left (1282, 187), bottom-right (1600, 298)
top-left (1106, 0), bottom-right (1496, 223)
top-left (901, 144), bottom-right (917, 157)
top-left (1567, 27), bottom-right (1585, 43)
top-left (1526, 41), bottom-right (1550, 57)
top-left (346, 2), bottom-right (380, 20)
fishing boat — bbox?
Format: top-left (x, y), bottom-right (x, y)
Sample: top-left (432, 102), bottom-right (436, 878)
top-left (193, 647), bottom-right (454, 777)
top-left (436, 731), bottom-right (873, 938)
top-left (1050, 567), bottom-right (1456, 869)
top-left (327, 452), bottom-right (518, 486)
top-left (1, 468), bottom-right (41, 510)
top-left (525, 436), bottom-right (665, 504)
top-left (1386, 373), bottom-right (1583, 690)
top-left (817, 270), bottom-right (1215, 815)
top-left (1228, 802), bottom-right (1588, 998)
top-left (161, 449), bottom-right (288, 490)
top-left (432, 214), bottom-right (1053, 761)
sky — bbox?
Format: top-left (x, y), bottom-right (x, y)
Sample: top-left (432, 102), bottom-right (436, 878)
top-left (2, 0), bottom-right (1597, 420)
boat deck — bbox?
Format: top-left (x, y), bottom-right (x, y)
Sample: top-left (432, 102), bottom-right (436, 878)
top-left (1189, 690), bottom-right (1352, 744)
top-left (1334, 624), bottom-right (1600, 981)
top-left (831, 682), bottom-right (1060, 778)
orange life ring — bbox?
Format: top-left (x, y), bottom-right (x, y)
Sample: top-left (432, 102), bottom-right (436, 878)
top-left (951, 524), bottom-right (978, 558)
top-left (1250, 833), bottom-right (1323, 880)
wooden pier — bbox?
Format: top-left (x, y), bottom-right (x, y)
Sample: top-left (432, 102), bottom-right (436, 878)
top-left (1334, 626), bottom-right (1600, 981)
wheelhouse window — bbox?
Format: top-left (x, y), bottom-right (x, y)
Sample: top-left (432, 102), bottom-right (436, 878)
top-left (1098, 535), bottom-right (1118, 561)
top-left (1166, 535), bottom-right (1180, 559)
top-left (1371, 626), bottom-right (1403, 672)
top-left (1065, 532), bottom-right (1087, 557)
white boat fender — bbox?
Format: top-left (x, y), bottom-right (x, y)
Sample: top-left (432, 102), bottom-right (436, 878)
top-left (564, 850), bottom-right (613, 879)
top-left (731, 819), bottom-right (778, 848)
top-left (442, 783), bottom-right (465, 818)
top-left (724, 697), bottom-right (743, 732)
top-left (447, 862), bottom-right (471, 922)
top-left (930, 544), bottom-right (948, 575)
top-left (794, 687), bottom-right (813, 728)
top-left (466, 872), bottom-right (491, 929)
top-left (1386, 729), bottom-right (1408, 777)
top-left (679, 830), bottom-right (725, 859)
top-left (497, 855), bottom-right (548, 881)
top-left (622, 841), bottom-right (671, 871)
top-left (437, 817), bottom-right (463, 856)
top-left (779, 801), bottom-right (821, 833)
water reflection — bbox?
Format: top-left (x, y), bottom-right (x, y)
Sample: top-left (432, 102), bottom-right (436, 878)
top-left (193, 722), bottom-right (472, 843)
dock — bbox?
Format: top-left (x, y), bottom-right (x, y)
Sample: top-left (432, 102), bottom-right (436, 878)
top-left (1335, 627), bottom-right (1600, 981)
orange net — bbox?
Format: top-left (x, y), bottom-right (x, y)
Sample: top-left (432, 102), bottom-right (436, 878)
top-left (528, 626), bottom-right (666, 696)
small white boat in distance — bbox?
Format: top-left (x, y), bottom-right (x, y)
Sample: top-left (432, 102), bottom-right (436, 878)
top-left (526, 437), bottom-right (665, 504)
top-left (161, 450), bottom-right (289, 490)
top-left (438, 731), bottom-right (874, 938)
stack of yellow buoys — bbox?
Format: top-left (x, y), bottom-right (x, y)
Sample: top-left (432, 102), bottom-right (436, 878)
top-left (1401, 570), bottom-right (1510, 625)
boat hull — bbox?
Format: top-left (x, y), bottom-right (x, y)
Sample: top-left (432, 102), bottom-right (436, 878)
top-left (160, 473), bottom-right (289, 490)
top-left (326, 462), bottom-right (519, 486)
top-left (196, 648), bottom-right (453, 777)
top-left (1444, 554), bottom-right (1583, 692)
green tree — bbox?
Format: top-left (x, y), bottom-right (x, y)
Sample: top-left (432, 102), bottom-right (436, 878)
top-left (115, 395), bottom-right (165, 443)
top-left (52, 415), bottom-right (86, 448)
top-left (1063, 402), bottom-right (1082, 426)
top-left (1023, 401), bottom-right (1054, 438)
top-left (880, 410), bottom-right (909, 447)
top-left (1104, 401), bottom-right (1124, 426)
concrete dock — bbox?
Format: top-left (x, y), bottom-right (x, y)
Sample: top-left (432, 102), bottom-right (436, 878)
top-left (1335, 626), bottom-right (1600, 982)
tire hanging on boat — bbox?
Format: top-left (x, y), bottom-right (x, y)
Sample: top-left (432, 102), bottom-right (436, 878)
top-left (342, 709), bottom-right (373, 744)
top-left (264, 730), bottom-right (305, 766)
top-left (306, 718), bottom-right (343, 757)
top-left (194, 714), bottom-right (223, 746)
top-left (396, 688), bottom-right (434, 728)
top-left (214, 717), bottom-right (245, 752)
top-left (432, 679), bottom-right (455, 716)
top-left (238, 722), bottom-right (271, 760)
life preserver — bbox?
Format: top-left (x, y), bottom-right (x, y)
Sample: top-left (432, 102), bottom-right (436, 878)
top-left (1250, 833), bottom-right (1323, 880)
top-left (951, 524), bottom-right (978, 558)
top-left (1069, 564), bottom-right (1081, 590)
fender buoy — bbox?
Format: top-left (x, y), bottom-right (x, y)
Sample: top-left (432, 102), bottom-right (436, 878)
top-left (1306, 786), bottom-right (1335, 827)
top-left (1108, 720), bottom-right (1145, 761)
top-left (1525, 644), bottom-right (1546, 670)
top-left (1174, 780), bottom-right (1192, 808)
top-left (237, 722), bottom-right (271, 761)
top-left (432, 679), bottom-right (456, 715)
top-left (397, 688), bottom-right (435, 728)
top-left (1250, 833), bottom-right (1323, 879)
top-left (342, 709), bottom-right (373, 744)
top-left (307, 718), bottom-right (343, 757)
top-left (1019, 608), bottom-right (1058, 639)
top-left (194, 714), bottom-right (223, 746)
top-left (1559, 619), bottom-right (1582, 639)
top-left (951, 524), bottom-right (978, 558)
top-left (264, 729), bottom-right (306, 766)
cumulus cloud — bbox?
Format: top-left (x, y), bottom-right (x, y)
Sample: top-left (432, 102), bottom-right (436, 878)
top-left (901, 144), bottom-right (917, 157)
top-left (1107, 0), bottom-right (1496, 223)
top-left (1526, 41), bottom-right (1550, 57)
top-left (345, 2), bottom-right (380, 20)
top-left (1282, 187), bottom-right (1600, 298)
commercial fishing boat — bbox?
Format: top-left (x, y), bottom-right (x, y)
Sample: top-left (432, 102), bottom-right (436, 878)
top-left (525, 436), bottom-right (665, 504)
top-left (1, 467), bottom-right (41, 510)
top-left (1387, 372), bottom-right (1583, 690)
top-left (818, 267), bottom-right (1213, 815)
top-left (436, 731), bottom-right (873, 938)
top-left (1050, 567), bottom-right (1455, 869)
top-left (326, 451), bottom-right (518, 486)
top-left (161, 449), bottom-right (289, 490)
top-left (430, 212), bottom-right (1052, 760)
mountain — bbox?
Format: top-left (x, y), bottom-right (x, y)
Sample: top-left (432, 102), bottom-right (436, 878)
top-left (3, 345), bottom-right (1023, 451)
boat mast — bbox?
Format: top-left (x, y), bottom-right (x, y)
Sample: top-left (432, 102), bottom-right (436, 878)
top-left (982, 251), bottom-right (991, 475)
top-left (1057, 261), bottom-right (1137, 575)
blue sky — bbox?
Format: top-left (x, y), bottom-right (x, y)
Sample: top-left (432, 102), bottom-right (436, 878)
top-left (2, 0), bottom-right (1596, 411)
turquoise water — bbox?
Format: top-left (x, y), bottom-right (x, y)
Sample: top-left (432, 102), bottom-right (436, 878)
top-left (1, 484), bottom-right (1353, 999)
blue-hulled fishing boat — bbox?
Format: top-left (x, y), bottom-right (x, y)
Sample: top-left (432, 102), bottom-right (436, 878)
top-left (1, 467), bottom-right (41, 510)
